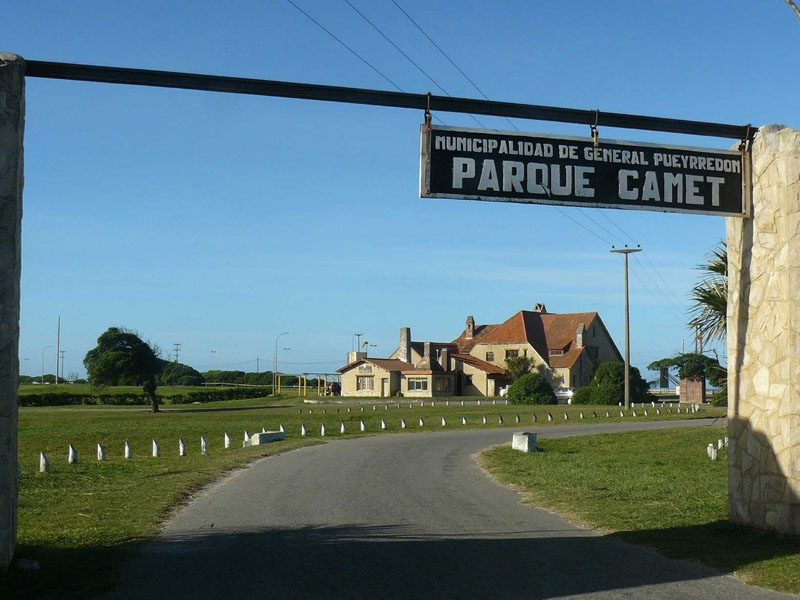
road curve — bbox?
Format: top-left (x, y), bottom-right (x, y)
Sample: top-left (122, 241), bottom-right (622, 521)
top-left (99, 419), bottom-right (795, 600)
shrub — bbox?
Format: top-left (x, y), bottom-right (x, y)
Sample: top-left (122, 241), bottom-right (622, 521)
top-left (572, 386), bottom-right (592, 404)
top-left (508, 373), bottom-right (556, 405)
top-left (586, 362), bottom-right (651, 405)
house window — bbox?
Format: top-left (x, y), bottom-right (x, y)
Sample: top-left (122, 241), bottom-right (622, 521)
top-left (549, 349), bottom-right (564, 356)
top-left (505, 349), bottom-right (519, 359)
top-left (485, 352), bottom-right (494, 362)
top-left (434, 377), bottom-right (451, 392)
top-left (408, 377), bottom-right (428, 391)
top-left (356, 376), bottom-right (374, 391)
top-left (358, 364), bottom-right (373, 373)
top-left (592, 325), bottom-right (596, 337)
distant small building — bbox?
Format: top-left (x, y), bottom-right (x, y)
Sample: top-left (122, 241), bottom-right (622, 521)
top-left (337, 304), bottom-right (622, 398)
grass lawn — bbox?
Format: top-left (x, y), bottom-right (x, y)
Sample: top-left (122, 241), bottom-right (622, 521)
top-left (480, 426), bottom-right (800, 594)
top-left (3, 400), bottom-right (722, 598)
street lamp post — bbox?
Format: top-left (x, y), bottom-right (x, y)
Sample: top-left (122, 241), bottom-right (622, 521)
top-left (41, 345), bottom-right (53, 384)
top-left (610, 245), bottom-right (642, 410)
top-left (273, 332), bottom-right (289, 394)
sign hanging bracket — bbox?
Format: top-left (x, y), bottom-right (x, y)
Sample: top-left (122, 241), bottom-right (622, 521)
top-left (590, 109), bottom-right (600, 149)
top-left (424, 92), bottom-right (432, 126)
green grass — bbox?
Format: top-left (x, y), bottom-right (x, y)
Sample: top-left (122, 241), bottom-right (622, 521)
top-left (3, 400), bottom-right (722, 598)
top-left (480, 427), bottom-right (800, 593)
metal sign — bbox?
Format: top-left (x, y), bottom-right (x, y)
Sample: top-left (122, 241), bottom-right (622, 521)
top-left (420, 124), bottom-right (745, 217)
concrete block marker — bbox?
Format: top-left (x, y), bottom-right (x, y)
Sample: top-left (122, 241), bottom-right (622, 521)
top-left (381, 419), bottom-right (387, 430)
top-left (261, 427), bottom-right (266, 433)
top-left (605, 411), bottom-right (610, 418)
top-left (401, 418), bottom-right (407, 429)
top-left (515, 414), bottom-right (520, 423)
top-left (320, 424), bottom-right (326, 437)
top-left (246, 431), bottom-right (287, 446)
top-left (298, 409), bottom-right (302, 414)
top-left (620, 410), bottom-right (625, 417)
top-left (441, 417), bottom-right (447, 427)
top-left (360, 420), bottom-right (366, 432)
top-left (492, 399), bottom-right (496, 405)
top-left (419, 417), bottom-right (425, 427)
top-left (478, 400), bottom-right (482, 406)
top-left (461, 400), bottom-right (464, 406)
top-left (384, 405), bottom-right (388, 411)
top-left (373, 405), bottom-right (376, 411)
top-left (498, 415), bottom-right (504, 424)
top-left (482, 416), bottom-right (487, 425)
top-left (462, 416), bottom-right (467, 425)
top-left (592, 411), bottom-right (597, 418)
top-left (724, 436), bottom-right (729, 447)
top-left (532, 414), bottom-right (538, 423)
top-left (632, 410), bottom-right (637, 417)
top-left (512, 432), bottom-right (537, 453)
top-left (124, 440), bottom-right (132, 459)
top-left (224, 433), bottom-right (231, 448)
top-left (579, 412), bottom-right (584, 419)
top-left (718, 438), bottom-right (724, 449)
top-left (347, 407), bottom-right (351, 413)
top-left (39, 453), bottom-right (49, 473)
top-left (279, 424), bottom-right (285, 433)
top-left (446, 400), bottom-right (449, 406)
top-left (243, 430), bottom-right (251, 447)
top-left (656, 408), bottom-right (661, 415)
top-left (68, 445), bottom-right (77, 464)
top-left (340, 422), bottom-right (347, 434)
top-left (547, 413), bottom-right (553, 422)
top-left (652, 401), bottom-right (656, 407)
top-left (668, 407), bottom-right (673, 414)
top-left (360, 406), bottom-right (364, 412)
top-left (152, 440), bottom-right (160, 458)
top-left (201, 436), bottom-right (208, 455)
top-left (563, 413), bottom-right (568, 420)
top-left (300, 424), bottom-right (307, 436)
top-left (96, 444), bottom-right (106, 461)
top-left (178, 439), bottom-right (186, 457)
top-left (644, 409), bottom-right (648, 416)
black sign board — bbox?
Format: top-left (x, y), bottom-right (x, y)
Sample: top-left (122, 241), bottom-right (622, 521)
top-left (420, 124), bottom-right (745, 217)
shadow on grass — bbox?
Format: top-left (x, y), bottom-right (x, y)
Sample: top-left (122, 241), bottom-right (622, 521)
top-left (5, 523), bottom-right (781, 600)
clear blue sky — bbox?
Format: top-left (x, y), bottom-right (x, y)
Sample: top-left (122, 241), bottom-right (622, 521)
top-left (3, 1), bottom-right (799, 380)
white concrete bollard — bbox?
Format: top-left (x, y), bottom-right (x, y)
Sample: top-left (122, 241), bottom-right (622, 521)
top-left (563, 413), bottom-right (568, 420)
top-left (340, 422), bottom-right (347, 434)
top-left (547, 413), bottom-right (553, 422)
top-left (707, 443), bottom-right (714, 458)
top-left (482, 416), bottom-right (487, 425)
top-left (668, 407), bottom-right (673, 414)
top-left (461, 400), bottom-right (464, 406)
top-left (592, 411), bottom-right (597, 418)
top-left (373, 405), bottom-right (376, 411)
top-left (381, 419), bottom-right (387, 430)
top-left (224, 433), bottom-right (231, 448)
top-left (710, 446), bottom-right (718, 461)
top-left (419, 417), bottom-right (425, 427)
top-left (321, 424), bottom-right (327, 437)
top-left (499, 415), bottom-right (504, 424)
top-left (605, 411), bottom-right (610, 418)
top-left (718, 438), bottom-right (724, 450)
top-left (441, 417), bottom-right (447, 427)
top-left (361, 406), bottom-right (365, 412)
top-left (384, 405), bottom-right (388, 411)
top-left (492, 399), bottom-right (496, 405)
top-left (620, 410), bottom-right (625, 417)
top-left (279, 424), bottom-right (285, 433)
top-left (68, 444), bottom-right (78, 464)
top-left (632, 410), bottom-right (637, 417)
top-left (515, 414), bottom-right (520, 423)
top-left (124, 440), bottom-right (132, 459)
top-left (446, 400), bottom-right (449, 406)
top-left (179, 439), bottom-right (187, 457)
top-left (512, 432), bottom-right (537, 453)
top-left (579, 412), bottom-right (584, 419)
top-left (360, 420), bottom-right (366, 432)
top-left (644, 409), bottom-right (648, 416)
top-left (152, 440), bottom-right (161, 458)
top-left (401, 418), bottom-right (407, 429)
top-left (651, 401), bottom-right (656, 407)
top-left (244, 430), bottom-right (251, 445)
top-left (347, 407), bottom-right (351, 413)
top-left (462, 416), bottom-right (467, 425)
top-left (300, 424), bottom-right (307, 436)
top-left (656, 408), bottom-right (661, 415)
top-left (201, 436), bottom-right (208, 455)
top-left (96, 444), bottom-right (106, 461)
top-left (724, 436), bottom-right (729, 447)
top-left (478, 400), bottom-right (482, 406)
top-left (39, 452), bottom-right (49, 473)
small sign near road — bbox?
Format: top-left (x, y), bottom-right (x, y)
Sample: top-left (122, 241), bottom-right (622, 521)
top-left (420, 124), bottom-right (745, 217)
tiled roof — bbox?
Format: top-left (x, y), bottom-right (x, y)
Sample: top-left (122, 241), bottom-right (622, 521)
top-left (337, 358), bottom-right (414, 373)
top-left (451, 323), bottom-right (499, 353)
top-left (451, 353), bottom-right (506, 375)
top-left (549, 346), bottom-right (585, 369)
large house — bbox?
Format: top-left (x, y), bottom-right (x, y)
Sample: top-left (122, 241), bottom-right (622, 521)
top-left (337, 304), bottom-right (622, 398)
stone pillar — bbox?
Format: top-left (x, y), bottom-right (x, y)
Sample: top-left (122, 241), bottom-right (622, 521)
top-left (0, 53), bottom-right (24, 569)
top-left (727, 124), bottom-right (800, 534)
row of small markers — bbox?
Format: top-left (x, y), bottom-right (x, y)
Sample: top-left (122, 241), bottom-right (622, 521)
top-left (37, 403), bottom-right (701, 472)
top-left (707, 436), bottom-right (729, 460)
top-left (297, 400), bottom-right (688, 414)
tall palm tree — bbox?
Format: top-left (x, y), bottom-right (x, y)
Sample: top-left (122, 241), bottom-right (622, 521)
top-left (688, 241), bottom-right (727, 348)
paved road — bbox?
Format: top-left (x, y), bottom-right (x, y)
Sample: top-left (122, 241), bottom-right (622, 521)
top-left (99, 419), bottom-right (795, 600)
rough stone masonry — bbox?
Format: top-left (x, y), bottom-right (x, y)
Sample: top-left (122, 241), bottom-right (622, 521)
top-left (0, 53), bottom-right (23, 569)
top-left (728, 124), bottom-right (800, 534)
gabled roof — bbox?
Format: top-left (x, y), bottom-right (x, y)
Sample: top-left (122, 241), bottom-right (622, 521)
top-left (549, 346), bottom-right (585, 369)
top-left (451, 353), bottom-right (506, 375)
top-left (451, 323), bottom-right (499, 353)
top-left (540, 312), bottom-right (599, 352)
top-left (477, 311), bottom-right (550, 362)
top-left (337, 358), bottom-right (414, 374)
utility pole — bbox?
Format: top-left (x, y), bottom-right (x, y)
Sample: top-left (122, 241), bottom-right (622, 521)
top-left (173, 342), bottom-right (181, 364)
top-left (55, 316), bottom-right (61, 385)
top-left (610, 245), bottom-right (642, 410)
top-left (210, 349), bottom-right (216, 369)
top-left (256, 357), bottom-right (259, 373)
top-left (59, 350), bottom-right (65, 383)
top-left (354, 332), bottom-right (363, 354)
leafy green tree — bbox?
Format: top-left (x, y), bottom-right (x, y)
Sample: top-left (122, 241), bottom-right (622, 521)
top-left (507, 372), bottom-right (556, 405)
top-left (505, 355), bottom-right (533, 381)
top-left (84, 327), bottom-right (163, 412)
top-left (158, 361), bottom-right (204, 386)
top-left (587, 362), bottom-right (650, 405)
top-left (572, 386), bottom-right (592, 404)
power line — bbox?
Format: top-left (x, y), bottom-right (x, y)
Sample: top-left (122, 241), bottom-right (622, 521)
top-left (342, 0), bottom-right (485, 128)
top-left (390, 0), bottom-right (519, 132)
top-left (628, 264), bottom-right (685, 323)
top-left (286, 0), bottom-right (403, 92)
top-left (595, 209), bottom-right (639, 245)
top-left (631, 255), bottom-right (687, 318)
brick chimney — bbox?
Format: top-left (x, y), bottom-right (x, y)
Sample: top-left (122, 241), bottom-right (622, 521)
top-left (466, 315), bottom-right (475, 339)
top-left (533, 303), bottom-right (547, 313)
top-left (399, 327), bottom-right (411, 363)
top-left (440, 347), bottom-right (450, 371)
top-left (576, 323), bottom-right (585, 348)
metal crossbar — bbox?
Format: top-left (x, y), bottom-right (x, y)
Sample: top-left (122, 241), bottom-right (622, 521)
top-left (25, 60), bottom-right (753, 140)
